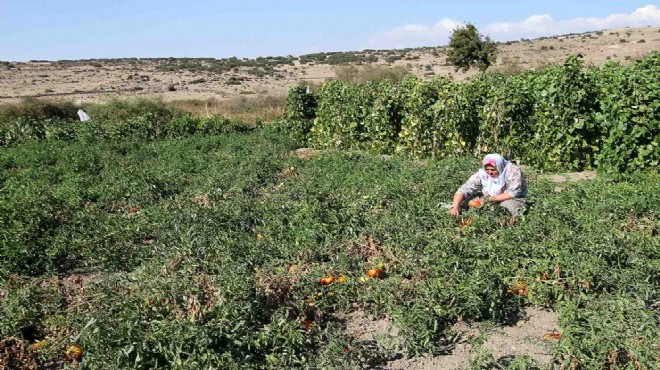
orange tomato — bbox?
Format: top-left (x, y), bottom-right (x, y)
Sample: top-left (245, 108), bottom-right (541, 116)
top-left (301, 319), bottom-right (313, 331)
top-left (337, 275), bottom-right (347, 283)
top-left (366, 268), bottom-right (382, 278)
top-left (65, 345), bottom-right (83, 361)
top-left (458, 215), bottom-right (474, 228)
top-left (320, 276), bottom-right (335, 285)
top-left (507, 281), bottom-right (529, 295)
top-left (31, 340), bottom-right (48, 351)
top-left (468, 199), bottom-right (482, 207)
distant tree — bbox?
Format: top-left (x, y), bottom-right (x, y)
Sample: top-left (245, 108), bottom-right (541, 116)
top-left (446, 23), bottom-right (497, 72)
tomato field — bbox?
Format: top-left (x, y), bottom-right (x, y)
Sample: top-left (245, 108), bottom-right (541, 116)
top-left (0, 55), bottom-right (658, 369)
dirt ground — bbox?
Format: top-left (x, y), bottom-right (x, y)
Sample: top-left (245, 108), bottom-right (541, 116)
top-left (340, 307), bottom-right (559, 370)
top-left (540, 171), bottom-right (598, 192)
top-left (0, 26), bottom-right (657, 107)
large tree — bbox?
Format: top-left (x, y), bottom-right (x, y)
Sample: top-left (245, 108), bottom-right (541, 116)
top-left (446, 23), bottom-right (497, 72)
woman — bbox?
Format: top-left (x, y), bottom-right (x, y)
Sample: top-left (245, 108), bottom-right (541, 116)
top-left (449, 153), bottom-right (528, 216)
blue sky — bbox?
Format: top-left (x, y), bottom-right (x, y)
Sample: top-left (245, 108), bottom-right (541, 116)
top-left (1, 1), bottom-right (659, 61)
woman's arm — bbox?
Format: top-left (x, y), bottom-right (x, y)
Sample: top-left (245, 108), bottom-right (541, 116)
top-left (450, 192), bottom-right (465, 216)
top-left (487, 192), bottom-right (514, 203)
top-left (488, 165), bottom-right (525, 203)
top-left (450, 172), bottom-right (481, 216)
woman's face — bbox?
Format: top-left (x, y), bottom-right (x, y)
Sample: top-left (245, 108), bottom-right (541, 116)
top-left (484, 164), bottom-right (499, 178)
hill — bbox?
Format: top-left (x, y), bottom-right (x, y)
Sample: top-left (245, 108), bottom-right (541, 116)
top-left (0, 26), bottom-right (657, 117)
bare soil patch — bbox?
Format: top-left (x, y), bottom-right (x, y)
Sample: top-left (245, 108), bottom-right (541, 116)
top-left (541, 170), bottom-right (598, 192)
top-left (339, 307), bottom-right (559, 370)
top-left (291, 148), bottom-right (324, 159)
top-left (481, 307), bottom-right (559, 366)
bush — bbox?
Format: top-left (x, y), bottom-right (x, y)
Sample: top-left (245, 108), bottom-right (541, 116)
top-left (595, 53), bottom-right (660, 172)
top-left (447, 23), bottom-right (497, 72)
top-left (309, 80), bottom-right (400, 151)
top-left (334, 64), bottom-right (410, 83)
top-left (285, 52), bottom-right (659, 172)
top-left (476, 72), bottom-right (534, 161)
top-left (284, 86), bottom-right (317, 144)
top-left (526, 55), bottom-right (600, 170)
top-left (82, 97), bottom-right (178, 127)
top-left (0, 98), bottom-right (78, 126)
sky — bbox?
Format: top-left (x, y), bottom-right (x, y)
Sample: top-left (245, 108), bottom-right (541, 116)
top-left (1, 1), bottom-right (659, 61)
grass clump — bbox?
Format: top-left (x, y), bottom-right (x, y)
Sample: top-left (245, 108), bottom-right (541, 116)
top-left (0, 98), bottom-right (78, 125)
top-left (333, 64), bottom-right (411, 83)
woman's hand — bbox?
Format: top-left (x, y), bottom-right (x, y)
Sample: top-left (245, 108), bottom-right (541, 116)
top-left (488, 193), bottom-right (514, 203)
top-left (450, 193), bottom-right (465, 217)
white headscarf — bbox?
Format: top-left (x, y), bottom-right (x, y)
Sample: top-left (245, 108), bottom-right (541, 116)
top-left (479, 153), bottom-right (511, 196)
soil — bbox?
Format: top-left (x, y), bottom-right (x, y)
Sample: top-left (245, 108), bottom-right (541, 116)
top-left (542, 171), bottom-right (597, 183)
top-left (541, 170), bottom-right (598, 192)
top-left (292, 148), bottom-right (324, 159)
top-left (341, 307), bottom-right (559, 370)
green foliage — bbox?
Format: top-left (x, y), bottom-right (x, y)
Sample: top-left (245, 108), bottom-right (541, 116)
top-left (0, 111), bottom-right (253, 147)
top-left (333, 64), bottom-right (410, 83)
top-left (446, 23), bottom-right (498, 72)
top-left (526, 55), bottom-right (601, 170)
top-left (558, 295), bottom-right (658, 369)
top-left (396, 76), bottom-right (481, 158)
top-left (0, 128), bottom-right (658, 368)
top-left (0, 98), bottom-right (78, 125)
top-left (309, 80), bottom-right (401, 152)
top-left (595, 53), bottom-right (660, 172)
top-left (284, 86), bottom-right (318, 145)
top-left (476, 72), bottom-right (534, 160)
top-left (2, 133), bottom-right (658, 368)
top-left (286, 51), bottom-right (659, 172)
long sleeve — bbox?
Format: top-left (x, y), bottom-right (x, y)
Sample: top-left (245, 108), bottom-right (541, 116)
top-left (456, 172), bottom-right (482, 197)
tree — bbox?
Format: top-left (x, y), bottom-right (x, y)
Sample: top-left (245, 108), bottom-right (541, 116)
top-left (446, 24), bottom-right (497, 72)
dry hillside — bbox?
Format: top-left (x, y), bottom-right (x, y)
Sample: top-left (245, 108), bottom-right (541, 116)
top-left (0, 26), bottom-right (657, 111)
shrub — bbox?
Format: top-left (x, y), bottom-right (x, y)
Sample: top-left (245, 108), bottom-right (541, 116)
top-left (334, 64), bottom-right (410, 83)
top-left (526, 55), bottom-right (601, 170)
top-left (82, 97), bottom-right (178, 126)
top-left (476, 72), bottom-right (534, 161)
top-left (284, 86), bottom-right (317, 144)
top-left (310, 80), bottom-right (400, 151)
top-left (285, 52), bottom-right (659, 172)
top-left (447, 23), bottom-right (497, 72)
top-left (0, 98), bottom-right (78, 125)
top-left (595, 52), bottom-right (660, 172)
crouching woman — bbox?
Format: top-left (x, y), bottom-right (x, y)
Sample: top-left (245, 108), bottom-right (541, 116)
top-left (449, 154), bottom-right (528, 216)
